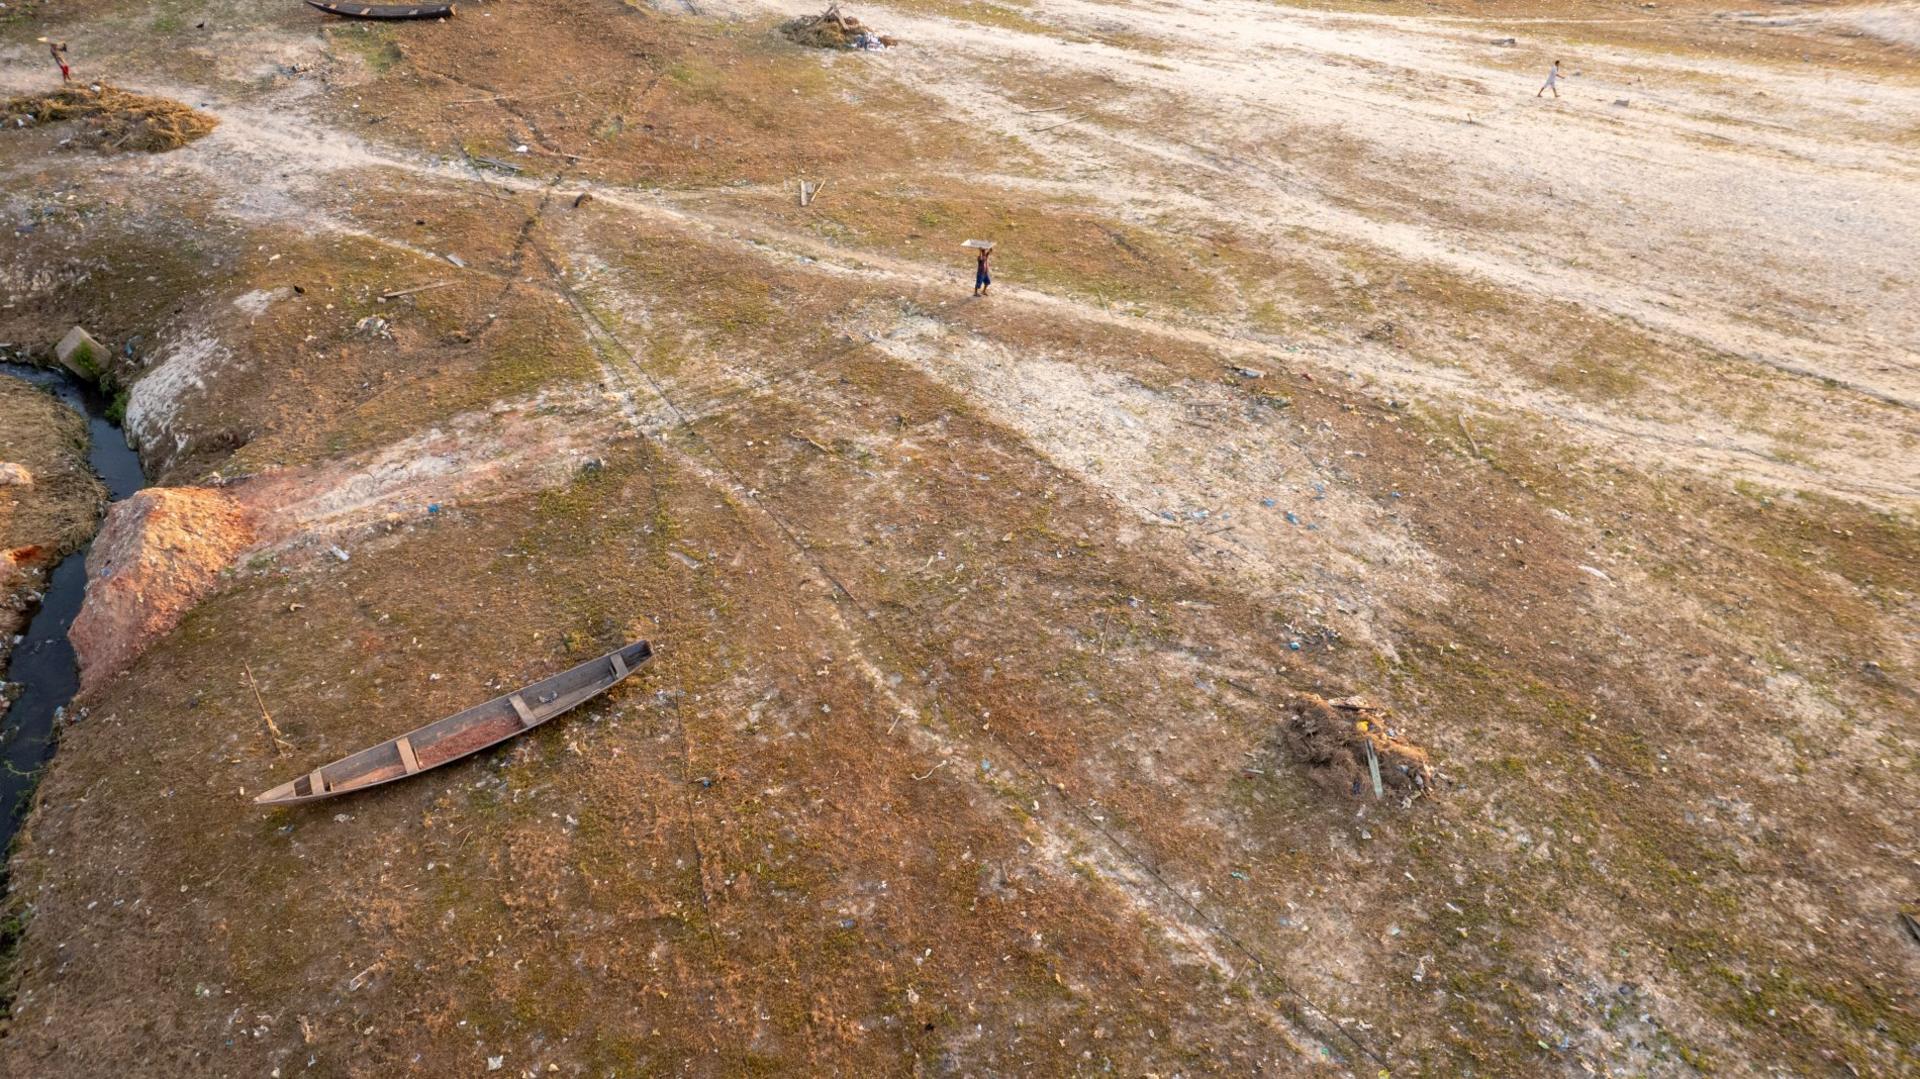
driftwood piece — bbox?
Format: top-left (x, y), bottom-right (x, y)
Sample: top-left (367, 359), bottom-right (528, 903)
top-left (379, 281), bottom-right (452, 301)
top-left (245, 665), bottom-right (294, 757)
top-left (1459, 416), bottom-right (1482, 458)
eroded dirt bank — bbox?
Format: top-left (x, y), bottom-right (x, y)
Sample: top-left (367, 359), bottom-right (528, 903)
top-left (0, 372), bottom-right (104, 675)
top-left (0, 0), bottom-right (1915, 1074)
top-left (68, 487), bottom-right (255, 691)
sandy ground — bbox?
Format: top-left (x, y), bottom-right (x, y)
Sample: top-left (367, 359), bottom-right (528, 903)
top-left (0, 0), bottom-right (1916, 1074)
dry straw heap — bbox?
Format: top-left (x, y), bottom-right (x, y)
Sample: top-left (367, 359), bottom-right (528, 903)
top-left (1, 83), bottom-right (218, 153)
top-left (780, 3), bottom-right (896, 49)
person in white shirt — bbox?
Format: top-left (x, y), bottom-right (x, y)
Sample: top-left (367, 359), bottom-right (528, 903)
top-left (1537, 60), bottom-right (1565, 99)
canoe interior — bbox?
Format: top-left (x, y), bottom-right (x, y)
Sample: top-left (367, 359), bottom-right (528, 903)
top-left (257, 640), bottom-right (650, 805)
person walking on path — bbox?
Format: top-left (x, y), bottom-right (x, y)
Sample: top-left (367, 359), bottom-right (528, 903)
top-left (41, 38), bottom-right (71, 83)
top-left (973, 244), bottom-right (993, 297)
top-left (1537, 59), bottom-right (1564, 99)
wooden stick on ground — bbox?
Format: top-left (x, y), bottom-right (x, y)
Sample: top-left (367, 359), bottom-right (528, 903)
top-left (1458, 416), bottom-right (1482, 459)
top-left (245, 665), bottom-right (294, 757)
top-left (515, 144), bottom-right (608, 164)
top-left (465, 153), bottom-right (524, 173)
top-left (379, 281), bottom-right (452, 301)
top-left (1033, 114), bottom-right (1085, 133)
top-left (1019, 105), bottom-right (1070, 114)
top-left (444, 87), bottom-right (590, 107)
top-left (804, 179), bottom-right (826, 206)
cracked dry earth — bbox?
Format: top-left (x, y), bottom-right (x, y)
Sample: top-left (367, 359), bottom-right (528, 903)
top-left (0, 0), bottom-right (1916, 1074)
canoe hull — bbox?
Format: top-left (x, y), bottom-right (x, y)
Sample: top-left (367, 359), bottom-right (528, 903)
top-left (303, 0), bottom-right (457, 20)
top-left (253, 640), bottom-right (651, 806)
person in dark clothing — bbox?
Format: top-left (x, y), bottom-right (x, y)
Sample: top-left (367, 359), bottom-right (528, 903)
top-left (973, 245), bottom-right (992, 297)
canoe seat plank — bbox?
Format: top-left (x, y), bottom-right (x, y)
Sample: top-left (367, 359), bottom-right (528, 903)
top-left (510, 694), bottom-right (538, 727)
top-left (612, 652), bottom-right (630, 679)
top-left (308, 769), bottom-right (329, 795)
top-left (396, 735), bottom-right (422, 774)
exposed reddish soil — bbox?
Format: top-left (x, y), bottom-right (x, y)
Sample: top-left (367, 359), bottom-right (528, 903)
top-left (68, 487), bottom-right (256, 689)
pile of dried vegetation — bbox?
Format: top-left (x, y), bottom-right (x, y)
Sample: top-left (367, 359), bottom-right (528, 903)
top-left (780, 3), bottom-right (895, 49)
top-left (1281, 693), bottom-right (1434, 801)
top-left (1, 83), bottom-right (218, 153)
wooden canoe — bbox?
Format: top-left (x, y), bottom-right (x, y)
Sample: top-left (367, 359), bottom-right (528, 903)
top-left (253, 640), bottom-right (651, 806)
top-left (303, 0), bottom-right (456, 19)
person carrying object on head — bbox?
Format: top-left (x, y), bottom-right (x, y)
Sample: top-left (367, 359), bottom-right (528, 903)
top-left (41, 38), bottom-right (71, 83)
top-left (973, 244), bottom-right (992, 297)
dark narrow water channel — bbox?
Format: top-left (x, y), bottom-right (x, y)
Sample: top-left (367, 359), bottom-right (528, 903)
top-left (0, 362), bottom-right (146, 853)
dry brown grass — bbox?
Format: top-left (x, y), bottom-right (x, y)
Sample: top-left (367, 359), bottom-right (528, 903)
top-left (293, 0), bottom-right (1012, 191)
top-left (1, 0), bottom-right (1917, 1072)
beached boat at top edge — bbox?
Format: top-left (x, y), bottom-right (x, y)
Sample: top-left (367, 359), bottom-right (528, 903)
top-left (253, 640), bottom-right (652, 806)
top-left (303, 0), bottom-right (457, 20)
